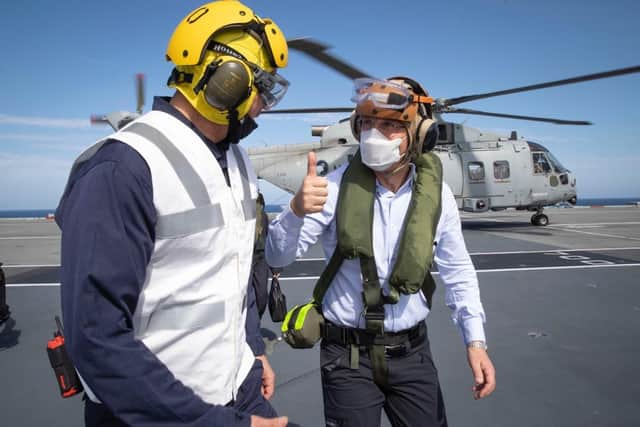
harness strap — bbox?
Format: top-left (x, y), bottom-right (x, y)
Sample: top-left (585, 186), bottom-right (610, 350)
top-left (359, 256), bottom-right (388, 386)
top-left (312, 248), bottom-right (344, 304)
top-left (311, 150), bottom-right (443, 387)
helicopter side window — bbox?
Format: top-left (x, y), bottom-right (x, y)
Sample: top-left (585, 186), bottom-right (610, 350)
top-left (532, 152), bottom-right (551, 174)
top-left (493, 160), bottom-right (510, 180)
top-left (468, 162), bottom-right (485, 181)
top-left (437, 124), bottom-right (448, 142)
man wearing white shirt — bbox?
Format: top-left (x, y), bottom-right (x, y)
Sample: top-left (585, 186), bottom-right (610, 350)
top-left (266, 77), bottom-right (495, 427)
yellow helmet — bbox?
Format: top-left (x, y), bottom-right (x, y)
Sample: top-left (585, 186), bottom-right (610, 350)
top-left (166, 0), bottom-right (289, 125)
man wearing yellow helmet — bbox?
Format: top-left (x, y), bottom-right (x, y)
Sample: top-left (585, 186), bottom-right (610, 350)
top-left (267, 77), bottom-right (495, 426)
top-left (55, 1), bottom-right (289, 426)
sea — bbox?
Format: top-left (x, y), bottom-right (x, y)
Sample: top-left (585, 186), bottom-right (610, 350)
top-left (1, 199), bottom-right (638, 219)
top-left (0, 204), bottom-right (288, 219)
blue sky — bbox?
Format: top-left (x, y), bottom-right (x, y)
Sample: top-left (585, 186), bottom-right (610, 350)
top-left (1, 0), bottom-right (639, 209)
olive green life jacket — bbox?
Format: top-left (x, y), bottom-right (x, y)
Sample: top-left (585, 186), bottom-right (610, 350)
top-left (312, 149), bottom-right (443, 317)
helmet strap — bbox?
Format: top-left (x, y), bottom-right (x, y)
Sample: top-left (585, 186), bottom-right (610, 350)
top-left (193, 60), bottom-right (221, 95)
top-left (222, 108), bottom-right (243, 145)
top-left (166, 68), bottom-right (194, 86)
top-left (208, 42), bottom-right (247, 61)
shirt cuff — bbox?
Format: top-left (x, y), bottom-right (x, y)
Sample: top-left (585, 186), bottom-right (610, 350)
top-left (277, 203), bottom-right (305, 228)
top-left (247, 334), bottom-right (265, 356)
top-left (460, 316), bottom-right (486, 345)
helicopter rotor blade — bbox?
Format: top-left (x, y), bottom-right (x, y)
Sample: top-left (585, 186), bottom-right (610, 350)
top-left (444, 107), bottom-right (592, 125)
top-left (263, 107), bottom-right (353, 114)
top-left (287, 38), bottom-right (372, 80)
top-left (136, 73), bottom-right (145, 114)
top-left (441, 65), bottom-right (640, 107)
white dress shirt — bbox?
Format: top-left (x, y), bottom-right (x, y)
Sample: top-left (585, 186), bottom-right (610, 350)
top-left (266, 163), bottom-right (486, 344)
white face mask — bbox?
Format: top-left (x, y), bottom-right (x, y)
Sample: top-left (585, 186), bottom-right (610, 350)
top-left (359, 128), bottom-right (405, 172)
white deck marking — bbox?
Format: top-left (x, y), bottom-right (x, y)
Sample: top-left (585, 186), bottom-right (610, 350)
top-left (3, 264), bottom-right (60, 268)
top-left (293, 246), bottom-right (640, 261)
top-left (7, 283), bottom-right (60, 287)
top-left (546, 225), bottom-right (640, 241)
top-left (275, 262), bottom-right (640, 281)
top-left (468, 246), bottom-right (640, 256)
top-left (7, 262), bottom-right (640, 287)
top-left (0, 236), bottom-right (59, 240)
top-left (549, 222), bottom-right (640, 227)
top-left (461, 217), bottom-right (640, 241)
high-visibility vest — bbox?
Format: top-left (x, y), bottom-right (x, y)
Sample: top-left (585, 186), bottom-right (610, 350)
top-left (68, 110), bottom-right (258, 405)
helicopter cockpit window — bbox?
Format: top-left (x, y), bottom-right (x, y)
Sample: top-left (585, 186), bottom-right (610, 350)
top-left (532, 152), bottom-right (551, 174)
top-left (546, 151), bottom-right (569, 173)
top-left (468, 162), bottom-right (485, 181)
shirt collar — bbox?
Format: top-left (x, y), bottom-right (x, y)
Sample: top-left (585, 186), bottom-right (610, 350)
top-left (151, 96), bottom-right (229, 161)
top-left (375, 163), bottom-right (415, 197)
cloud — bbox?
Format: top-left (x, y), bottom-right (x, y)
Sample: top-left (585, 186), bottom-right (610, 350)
top-left (0, 113), bottom-right (90, 129)
top-left (260, 113), bottom-right (347, 124)
top-left (0, 152), bottom-right (73, 209)
top-left (0, 132), bottom-right (94, 152)
top-left (0, 133), bottom-right (72, 142)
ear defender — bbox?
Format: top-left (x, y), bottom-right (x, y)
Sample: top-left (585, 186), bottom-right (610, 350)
top-left (349, 112), bottom-right (361, 141)
top-left (416, 117), bottom-right (439, 153)
top-left (195, 57), bottom-right (253, 111)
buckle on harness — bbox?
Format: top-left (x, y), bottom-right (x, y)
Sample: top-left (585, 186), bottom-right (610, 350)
top-left (364, 307), bottom-right (385, 336)
top-left (323, 322), bottom-right (350, 345)
top-left (384, 342), bottom-right (409, 357)
top-left (364, 310), bottom-right (384, 322)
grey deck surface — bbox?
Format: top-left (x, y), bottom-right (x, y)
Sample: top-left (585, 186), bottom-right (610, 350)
top-left (1, 206), bottom-right (639, 426)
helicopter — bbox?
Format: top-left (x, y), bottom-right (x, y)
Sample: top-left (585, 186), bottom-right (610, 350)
top-left (252, 38), bottom-right (640, 226)
top-left (90, 40), bottom-right (640, 226)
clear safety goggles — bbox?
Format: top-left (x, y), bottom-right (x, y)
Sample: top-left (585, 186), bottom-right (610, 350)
top-left (351, 78), bottom-right (413, 110)
top-left (252, 65), bottom-right (290, 110)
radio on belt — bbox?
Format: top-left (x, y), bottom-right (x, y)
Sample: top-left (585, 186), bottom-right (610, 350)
top-left (46, 316), bottom-right (83, 398)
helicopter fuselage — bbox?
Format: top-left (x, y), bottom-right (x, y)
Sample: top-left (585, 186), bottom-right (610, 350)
top-left (248, 120), bottom-right (577, 221)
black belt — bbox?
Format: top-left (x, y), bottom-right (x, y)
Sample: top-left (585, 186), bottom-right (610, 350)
top-left (322, 320), bottom-right (426, 357)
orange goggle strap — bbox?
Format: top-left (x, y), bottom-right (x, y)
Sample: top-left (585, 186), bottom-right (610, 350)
top-left (412, 94), bottom-right (434, 105)
top-left (355, 95), bottom-right (434, 122)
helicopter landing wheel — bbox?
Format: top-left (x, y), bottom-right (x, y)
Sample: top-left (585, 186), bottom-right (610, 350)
top-left (531, 213), bottom-right (549, 226)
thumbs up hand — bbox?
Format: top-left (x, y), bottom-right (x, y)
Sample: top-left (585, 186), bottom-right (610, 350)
top-left (290, 152), bottom-right (329, 218)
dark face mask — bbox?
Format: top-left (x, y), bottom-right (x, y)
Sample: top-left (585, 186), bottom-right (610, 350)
top-left (220, 115), bottom-right (259, 147)
top-left (238, 116), bottom-right (259, 140)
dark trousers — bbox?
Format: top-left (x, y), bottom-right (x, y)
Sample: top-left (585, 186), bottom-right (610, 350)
top-left (85, 358), bottom-right (277, 426)
top-left (320, 333), bottom-right (448, 427)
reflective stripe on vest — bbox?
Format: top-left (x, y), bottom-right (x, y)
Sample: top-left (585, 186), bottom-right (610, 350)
top-left (231, 145), bottom-right (257, 221)
top-left (135, 301), bottom-right (225, 331)
top-left (123, 122), bottom-right (228, 238)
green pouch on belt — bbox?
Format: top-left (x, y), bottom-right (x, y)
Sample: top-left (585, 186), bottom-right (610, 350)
top-left (281, 301), bottom-right (325, 349)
